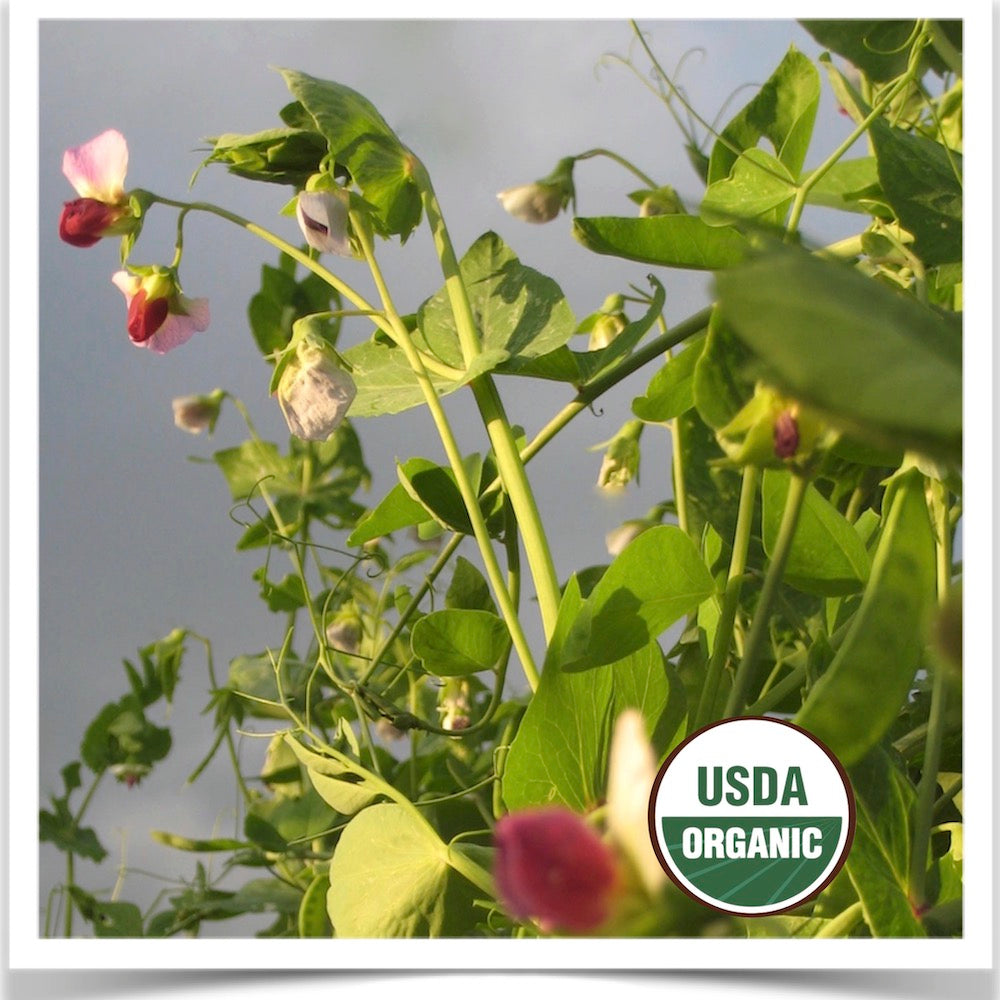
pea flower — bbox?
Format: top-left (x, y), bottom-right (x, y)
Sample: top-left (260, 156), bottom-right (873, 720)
top-left (59, 129), bottom-right (137, 247)
top-left (296, 190), bottom-right (352, 256)
top-left (172, 390), bottom-right (224, 435)
top-left (493, 806), bottom-right (619, 933)
top-left (112, 270), bottom-right (210, 354)
top-left (497, 157), bottom-right (575, 224)
top-left (325, 610), bottom-right (363, 657)
top-left (276, 337), bottom-right (357, 441)
top-left (605, 518), bottom-right (651, 557)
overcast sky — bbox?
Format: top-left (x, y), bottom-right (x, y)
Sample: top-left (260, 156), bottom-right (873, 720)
top-left (37, 18), bottom-right (863, 936)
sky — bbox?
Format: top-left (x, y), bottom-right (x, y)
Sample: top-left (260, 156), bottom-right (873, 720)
top-left (36, 18), bottom-right (884, 938)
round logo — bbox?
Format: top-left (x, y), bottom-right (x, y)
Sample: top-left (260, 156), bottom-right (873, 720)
top-left (647, 717), bottom-right (855, 916)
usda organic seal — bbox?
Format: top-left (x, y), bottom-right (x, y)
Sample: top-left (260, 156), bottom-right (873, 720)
top-left (648, 717), bottom-right (855, 916)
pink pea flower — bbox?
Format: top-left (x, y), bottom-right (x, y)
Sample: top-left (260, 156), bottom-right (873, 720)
top-left (112, 270), bottom-right (210, 354)
top-left (493, 806), bottom-right (619, 933)
top-left (59, 129), bottom-right (136, 247)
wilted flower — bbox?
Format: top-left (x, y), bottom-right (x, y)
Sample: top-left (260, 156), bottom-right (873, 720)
top-left (59, 129), bottom-right (138, 247)
top-left (276, 337), bottom-right (357, 441)
top-left (172, 390), bottom-right (224, 435)
top-left (111, 270), bottom-right (210, 354)
top-left (497, 157), bottom-right (575, 224)
top-left (494, 806), bottom-right (619, 933)
top-left (325, 610), bottom-right (363, 657)
top-left (607, 710), bottom-right (667, 897)
top-left (296, 189), bottom-right (352, 256)
top-left (594, 419), bottom-right (643, 492)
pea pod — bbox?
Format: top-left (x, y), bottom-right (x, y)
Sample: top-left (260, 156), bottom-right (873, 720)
top-left (793, 467), bottom-right (935, 768)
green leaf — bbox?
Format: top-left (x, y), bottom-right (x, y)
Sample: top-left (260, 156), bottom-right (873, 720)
top-left (80, 696), bottom-right (171, 774)
top-left (845, 750), bottom-right (926, 936)
top-left (284, 736), bottom-right (383, 816)
top-left (411, 608), bottom-right (509, 677)
top-left (279, 68), bottom-right (422, 240)
top-left (802, 157), bottom-right (882, 214)
top-left (794, 468), bottom-right (936, 767)
top-left (299, 872), bottom-right (333, 937)
top-left (561, 525), bottom-right (716, 671)
top-left (253, 567), bottom-right (308, 613)
top-left (677, 410), bottom-right (744, 544)
top-left (326, 803), bottom-right (479, 936)
top-left (227, 652), bottom-right (313, 720)
top-left (246, 784), bottom-right (339, 847)
top-left (799, 20), bottom-right (916, 82)
top-left (212, 440), bottom-right (292, 500)
top-left (68, 888), bottom-right (144, 938)
top-left (396, 455), bottom-right (482, 535)
top-left (418, 232), bottom-right (576, 369)
top-left (445, 556), bottom-right (496, 614)
top-left (573, 215), bottom-right (749, 270)
top-left (502, 576), bottom-right (687, 812)
top-left (631, 336), bottom-right (703, 422)
top-left (692, 309), bottom-right (755, 431)
top-left (701, 149), bottom-right (796, 226)
top-left (347, 473), bottom-right (435, 546)
top-left (708, 46), bottom-right (820, 184)
top-left (714, 244), bottom-right (962, 462)
top-left (202, 125), bottom-right (328, 187)
top-left (39, 804), bottom-right (107, 862)
top-left (870, 120), bottom-right (962, 266)
top-left (762, 470), bottom-right (871, 595)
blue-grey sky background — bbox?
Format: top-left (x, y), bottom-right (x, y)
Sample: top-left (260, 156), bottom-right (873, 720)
top-left (39, 19), bottom-right (864, 935)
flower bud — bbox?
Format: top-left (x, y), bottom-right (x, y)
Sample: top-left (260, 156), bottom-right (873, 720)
top-left (276, 338), bottom-right (357, 442)
top-left (172, 390), bottom-right (224, 435)
top-left (59, 198), bottom-right (136, 248)
top-left (497, 157), bottom-right (575, 224)
top-left (494, 807), bottom-right (619, 933)
top-left (605, 518), bottom-right (651, 557)
top-left (588, 312), bottom-right (627, 351)
top-left (607, 710), bottom-right (667, 897)
top-left (438, 678), bottom-right (471, 732)
top-left (594, 420), bottom-right (643, 492)
top-left (637, 185), bottom-right (685, 217)
top-left (715, 384), bottom-right (829, 468)
top-left (296, 189), bottom-right (352, 256)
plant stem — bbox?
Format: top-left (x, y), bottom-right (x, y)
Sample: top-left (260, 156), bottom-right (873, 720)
top-left (908, 480), bottom-right (952, 913)
top-left (694, 466), bottom-right (759, 731)
top-left (573, 148), bottom-right (658, 189)
top-left (62, 770), bottom-right (105, 936)
top-left (146, 195), bottom-right (462, 381)
top-left (725, 472), bottom-right (808, 717)
top-left (352, 212), bottom-right (540, 691)
top-left (816, 901), bottom-right (865, 938)
top-left (413, 163), bottom-right (561, 642)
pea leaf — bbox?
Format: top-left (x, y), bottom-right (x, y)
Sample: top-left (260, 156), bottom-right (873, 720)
top-left (845, 750), bottom-right (926, 936)
top-left (631, 336), bottom-right (703, 422)
top-left (445, 556), bottom-right (496, 614)
top-left (284, 737), bottom-right (384, 816)
top-left (279, 68), bottom-right (422, 240)
top-left (561, 525), bottom-right (716, 672)
top-left (418, 232), bottom-right (576, 368)
top-left (799, 20), bottom-right (916, 82)
top-left (326, 803), bottom-right (479, 937)
top-left (411, 608), bottom-right (509, 676)
top-left (701, 149), bottom-right (796, 226)
top-left (762, 470), bottom-right (871, 595)
top-left (870, 120), bottom-right (962, 266)
top-left (501, 576), bottom-right (687, 812)
top-left (573, 215), bottom-right (749, 270)
top-left (708, 46), bottom-right (820, 184)
top-left (714, 243), bottom-right (961, 462)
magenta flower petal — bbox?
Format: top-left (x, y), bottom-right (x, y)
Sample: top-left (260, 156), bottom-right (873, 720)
top-left (111, 271), bottom-right (210, 354)
top-left (494, 807), bottom-right (619, 933)
top-left (63, 129), bottom-right (129, 203)
top-left (142, 309), bottom-right (205, 354)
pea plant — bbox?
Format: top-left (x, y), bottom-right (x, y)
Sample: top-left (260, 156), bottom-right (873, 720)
top-left (45, 19), bottom-right (963, 940)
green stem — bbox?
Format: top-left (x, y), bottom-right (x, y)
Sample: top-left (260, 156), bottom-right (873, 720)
top-left (573, 147), bottom-right (658, 189)
top-left (146, 195), bottom-right (462, 381)
top-left (413, 163), bottom-right (561, 642)
top-left (908, 481), bottom-right (952, 913)
top-left (352, 212), bottom-right (540, 691)
top-left (694, 466), bottom-right (759, 731)
top-left (724, 472), bottom-right (809, 717)
top-left (816, 901), bottom-right (865, 938)
top-left (785, 40), bottom-right (928, 237)
top-left (63, 770), bottom-right (105, 936)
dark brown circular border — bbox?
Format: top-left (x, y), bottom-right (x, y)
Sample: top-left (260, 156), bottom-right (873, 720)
top-left (646, 716), bottom-right (857, 918)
